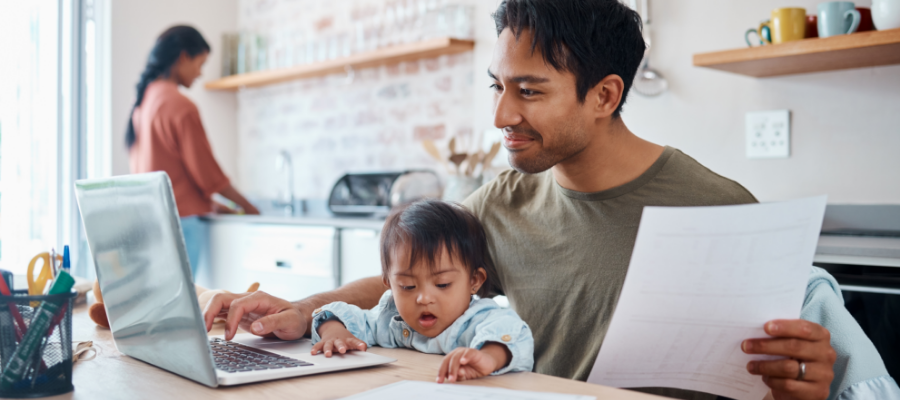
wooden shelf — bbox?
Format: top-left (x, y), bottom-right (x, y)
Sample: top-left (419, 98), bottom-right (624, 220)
top-left (205, 37), bottom-right (475, 91)
top-left (693, 28), bottom-right (900, 77)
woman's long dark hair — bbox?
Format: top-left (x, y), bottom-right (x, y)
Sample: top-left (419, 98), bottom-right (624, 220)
top-left (126, 25), bottom-right (210, 148)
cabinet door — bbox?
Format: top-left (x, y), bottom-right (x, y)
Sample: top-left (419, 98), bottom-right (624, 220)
top-left (340, 228), bottom-right (382, 286)
top-left (209, 222), bottom-right (337, 300)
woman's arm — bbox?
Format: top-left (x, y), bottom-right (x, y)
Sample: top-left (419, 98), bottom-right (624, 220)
top-left (217, 184), bottom-right (260, 215)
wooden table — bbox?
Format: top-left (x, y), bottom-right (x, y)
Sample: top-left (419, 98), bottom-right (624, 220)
top-left (38, 305), bottom-right (666, 400)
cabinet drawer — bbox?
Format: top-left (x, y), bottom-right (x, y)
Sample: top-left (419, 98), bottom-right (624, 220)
top-left (241, 225), bottom-right (335, 278)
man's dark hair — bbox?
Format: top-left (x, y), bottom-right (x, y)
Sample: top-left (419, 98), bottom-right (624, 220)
top-left (493, 0), bottom-right (645, 117)
top-left (380, 200), bottom-right (498, 298)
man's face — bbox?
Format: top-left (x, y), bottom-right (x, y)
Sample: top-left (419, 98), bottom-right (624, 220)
top-left (489, 28), bottom-right (591, 174)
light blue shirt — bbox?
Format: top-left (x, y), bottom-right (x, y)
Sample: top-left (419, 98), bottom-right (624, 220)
top-left (311, 291), bottom-right (534, 375)
top-left (802, 267), bottom-right (900, 400)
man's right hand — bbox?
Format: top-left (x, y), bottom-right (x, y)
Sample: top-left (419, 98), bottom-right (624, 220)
top-left (202, 290), bottom-right (307, 341)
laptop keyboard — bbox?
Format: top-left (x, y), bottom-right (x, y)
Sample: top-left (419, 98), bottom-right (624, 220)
top-left (210, 338), bottom-right (313, 374)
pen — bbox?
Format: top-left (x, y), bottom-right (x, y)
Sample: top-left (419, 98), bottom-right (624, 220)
top-left (62, 245), bottom-right (70, 273)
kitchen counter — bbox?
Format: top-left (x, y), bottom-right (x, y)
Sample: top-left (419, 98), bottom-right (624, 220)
top-left (201, 214), bottom-right (386, 230)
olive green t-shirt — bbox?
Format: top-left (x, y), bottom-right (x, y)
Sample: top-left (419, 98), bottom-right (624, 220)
top-left (462, 146), bottom-right (758, 400)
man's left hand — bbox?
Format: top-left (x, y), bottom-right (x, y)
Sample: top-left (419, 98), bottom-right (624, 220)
top-left (743, 319), bottom-right (836, 400)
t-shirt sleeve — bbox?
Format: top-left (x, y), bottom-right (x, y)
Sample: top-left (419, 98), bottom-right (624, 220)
top-left (461, 184), bottom-right (487, 217)
top-left (176, 106), bottom-right (230, 199)
top-left (461, 182), bottom-right (505, 297)
top-left (466, 308), bottom-right (534, 375)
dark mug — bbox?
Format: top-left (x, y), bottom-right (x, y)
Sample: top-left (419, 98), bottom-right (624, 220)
top-left (806, 14), bottom-right (819, 37)
top-left (857, 7), bottom-right (875, 31)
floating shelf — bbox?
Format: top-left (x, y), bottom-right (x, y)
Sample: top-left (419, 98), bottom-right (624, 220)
top-left (205, 37), bottom-right (475, 91)
top-left (693, 28), bottom-right (900, 77)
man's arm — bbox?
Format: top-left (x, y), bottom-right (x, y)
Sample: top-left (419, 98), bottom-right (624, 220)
top-left (292, 276), bottom-right (387, 336)
top-left (203, 276), bottom-right (387, 341)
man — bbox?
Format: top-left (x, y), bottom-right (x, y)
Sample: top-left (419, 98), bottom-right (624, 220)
top-left (204, 1), bottom-right (896, 399)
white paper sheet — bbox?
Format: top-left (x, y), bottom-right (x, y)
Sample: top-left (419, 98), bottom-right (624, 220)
top-left (340, 380), bottom-right (596, 400)
top-left (587, 196), bottom-right (828, 400)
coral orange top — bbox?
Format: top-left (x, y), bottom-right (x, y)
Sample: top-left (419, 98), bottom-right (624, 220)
top-left (129, 80), bottom-right (230, 217)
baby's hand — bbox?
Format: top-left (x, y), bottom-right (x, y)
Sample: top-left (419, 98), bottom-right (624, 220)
top-left (437, 343), bottom-right (510, 383)
top-left (311, 320), bottom-right (367, 357)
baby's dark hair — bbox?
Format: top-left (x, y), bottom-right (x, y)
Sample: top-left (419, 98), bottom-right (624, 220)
top-left (380, 199), bottom-right (498, 298)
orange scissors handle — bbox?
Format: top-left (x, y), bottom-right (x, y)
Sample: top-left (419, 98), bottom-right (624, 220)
top-left (27, 252), bottom-right (60, 296)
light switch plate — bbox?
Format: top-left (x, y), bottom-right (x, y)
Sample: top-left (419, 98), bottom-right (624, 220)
top-left (746, 110), bottom-right (790, 159)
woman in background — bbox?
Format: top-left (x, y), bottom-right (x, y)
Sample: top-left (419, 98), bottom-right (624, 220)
top-left (127, 25), bottom-right (259, 277)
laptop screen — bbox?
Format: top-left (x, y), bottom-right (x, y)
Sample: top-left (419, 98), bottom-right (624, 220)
top-left (75, 172), bottom-right (218, 387)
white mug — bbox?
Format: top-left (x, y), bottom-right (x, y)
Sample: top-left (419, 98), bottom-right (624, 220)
top-left (872, 0), bottom-right (900, 30)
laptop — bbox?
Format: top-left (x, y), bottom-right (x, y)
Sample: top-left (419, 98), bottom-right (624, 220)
top-left (74, 172), bottom-right (396, 387)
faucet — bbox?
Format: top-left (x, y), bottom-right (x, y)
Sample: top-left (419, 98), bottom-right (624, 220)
top-left (275, 150), bottom-right (295, 216)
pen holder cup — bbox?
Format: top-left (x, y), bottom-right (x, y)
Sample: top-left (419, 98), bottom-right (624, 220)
top-left (0, 290), bottom-right (76, 398)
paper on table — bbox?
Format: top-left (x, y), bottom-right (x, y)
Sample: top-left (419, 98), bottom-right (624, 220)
top-left (340, 380), bottom-right (596, 400)
top-left (587, 196), bottom-right (827, 400)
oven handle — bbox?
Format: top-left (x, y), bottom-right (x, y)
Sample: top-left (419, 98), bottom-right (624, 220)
top-left (840, 285), bottom-right (900, 295)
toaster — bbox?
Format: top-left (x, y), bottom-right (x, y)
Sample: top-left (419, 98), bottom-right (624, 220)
top-left (328, 171), bottom-right (442, 215)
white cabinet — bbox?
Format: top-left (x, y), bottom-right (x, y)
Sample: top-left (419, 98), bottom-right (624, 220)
top-left (339, 228), bottom-right (382, 285)
top-left (208, 222), bottom-right (337, 300)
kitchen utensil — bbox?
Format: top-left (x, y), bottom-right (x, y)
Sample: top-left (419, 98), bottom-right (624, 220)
top-left (449, 153), bottom-right (468, 174)
top-left (481, 142), bottom-right (502, 171)
top-left (758, 8), bottom-right (807, 44)
top-left (818, 2), bottom-right (861, 38)
top-left (465, 152), bottom-right (483, 177)
top-left (857, 8), bottom-right (875, 31)
top-left (872, 0), bottom-right (900, 30)
top-left (421, 140), bottom-right (443, 162)
top-left (632, 0), bottom-right (668, 97)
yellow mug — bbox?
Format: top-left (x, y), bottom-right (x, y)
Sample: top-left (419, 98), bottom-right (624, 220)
top-left (758, 7), bottom-right (807, 44)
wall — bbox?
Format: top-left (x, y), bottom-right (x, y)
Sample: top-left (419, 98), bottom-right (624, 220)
top-left (237, 0), bottom-right (481, 199)
top-left (237, 0), bottom-right (900, 203)
top-left (110, 0), bottom-right (240, 184)
top-left (625, 0), bottom-right (900, 204)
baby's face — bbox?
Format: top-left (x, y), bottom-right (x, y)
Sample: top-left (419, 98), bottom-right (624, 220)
top-left (386, 245), bottom-right (486, 338)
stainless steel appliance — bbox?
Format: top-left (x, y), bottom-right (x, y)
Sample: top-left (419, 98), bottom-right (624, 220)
top-left (328, 171), bottom-right (441, 215)
top-left (815, 204), bottom-right (900, 380)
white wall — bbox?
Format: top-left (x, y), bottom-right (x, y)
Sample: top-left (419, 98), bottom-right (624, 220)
top-left (470, 0), bottom-right (900, 204)
top-left (623, 0), bottom-right (900, 204)
top-left (110, 0), bottom-right (240, 185)
top-left (113, 0), bottom-right (898, 204)
top-left (236, 0), bottom-right (480, 199)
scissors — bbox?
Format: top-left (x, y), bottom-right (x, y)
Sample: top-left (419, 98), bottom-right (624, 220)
top-left (28, 252), bottom-right (62, 298)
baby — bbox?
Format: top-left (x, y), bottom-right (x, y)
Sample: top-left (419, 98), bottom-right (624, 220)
top-left (310, 199), bottom-right (533, 383)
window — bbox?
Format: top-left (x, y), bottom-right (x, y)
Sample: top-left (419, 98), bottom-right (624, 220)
top-left (0, 0), bottom-right (110, 277)
top-left (0, 1), bottom-right (61, 275)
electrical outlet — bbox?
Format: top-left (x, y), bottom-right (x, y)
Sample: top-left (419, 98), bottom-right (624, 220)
top-left (746, 110), bottom-right (790, 159)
